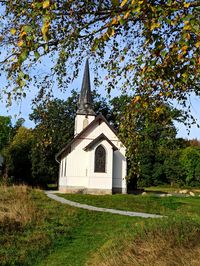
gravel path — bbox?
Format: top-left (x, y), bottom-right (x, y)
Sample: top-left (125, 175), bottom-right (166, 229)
top-left (45, 191), bottom-right (163, 219)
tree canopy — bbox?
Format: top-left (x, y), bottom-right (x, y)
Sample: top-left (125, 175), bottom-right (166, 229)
top-left (2, 126), bottom-right (34, 184)
top-left (0, 1), bottom-right (199, 106)
top-left (118, 95), bottom-right (185, 187)
top-left (0, 116), bottom-right (12, 151)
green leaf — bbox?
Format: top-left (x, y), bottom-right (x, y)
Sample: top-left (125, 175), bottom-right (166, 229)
top-left (34, 51), bottom-right (40, 60)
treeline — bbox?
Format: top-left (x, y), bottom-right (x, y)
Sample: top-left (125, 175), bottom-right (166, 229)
top-left (0, 90), bottom-right (114, 188)
top-left (0, 91), bottom-right (200, 188)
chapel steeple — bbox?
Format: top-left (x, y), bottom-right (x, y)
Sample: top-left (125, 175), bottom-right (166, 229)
top-left (74, 59), bottom-right (96, 136)
top-left (76, 59), bottom-right (96, 116)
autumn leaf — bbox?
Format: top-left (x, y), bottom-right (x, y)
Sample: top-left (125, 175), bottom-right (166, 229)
top-left (133, 96), bottom-right (141, 103)
top-left (111, 17), bottom-right (118, 25)
top-left (18, 40), bottom-right (23, 47)
top-left (183, 25), bottom-right (191, 31)
top-left (20, 31), bottom-right (27, 38)
top-left (110, 28), bottom-right (115, 37)
top-left (10, 28), bottom-right (16, 35)
top-left (155, 106), bottom-right (163, 114)
top-left (184, 2), bottom-right (190, 8)
top-left (181, 45), bottom-right (188, 52)
top-left (43, 0), bottom-right (50, 9)
top-left (183, 20), bottom-right (191, 31)
top-left (124, 10), bottom-right (131, 19)
top-left (178, 54), bottom-right (183, 60)
top-left (195, 41), bottom-right (200, 48)
top-left (41, 21), bottom-right (50, 41)
top-left (182, 73), bottom-right (188, 79)
top-left (120, 0), bottom-right (128, 8)
top-left (186, 33), bottom-right (190, 40)
top-left (150, 22), bottom-right (161, 31)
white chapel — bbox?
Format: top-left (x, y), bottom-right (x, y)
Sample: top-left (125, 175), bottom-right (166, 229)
top-left (56, 59), bottom-right (127, 194)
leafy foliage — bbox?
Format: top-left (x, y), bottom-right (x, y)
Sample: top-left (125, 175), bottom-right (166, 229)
top-left (0, 116), bottom-right (12, 152)
top-left (2, 127), bottom-right (34, 184)
top-left (118, 95), bottom-right (185, 187)
top-left (0, 1), bottom-right (199, 108)
top-left (180, 146), bottom-right (200, 186)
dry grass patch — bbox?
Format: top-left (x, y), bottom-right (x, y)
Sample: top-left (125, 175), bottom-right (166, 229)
top-left (0, 185), bottom-right (41, 230)
top-left (0, 186), bottom-right (80, 265)
top-left (88, 218), bottom-right (200, 266)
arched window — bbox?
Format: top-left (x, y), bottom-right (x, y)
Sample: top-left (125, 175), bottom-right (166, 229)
top-left (94, 145), bottom-right (106, 173)
top-left (83, 118), bottom-right (89, 129)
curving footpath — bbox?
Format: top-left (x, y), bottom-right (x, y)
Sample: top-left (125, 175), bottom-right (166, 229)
top-left (45, 191), bottom-right (163, 219)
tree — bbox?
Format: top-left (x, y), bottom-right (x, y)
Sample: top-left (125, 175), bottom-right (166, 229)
top-left (0, 1), bottom-right (199, 109)
top-left (0, 116), bottom-right (12, 151)
top-left (2, 126), bottom-right (34, 184)
top-left (30, 90), bottom-right (113, 186)
top-left (118, 95), bottom-right (184, 187)
top-left (0, 116), bottom-right (26, 179)
top-left (180, 146), bottom-right (200, 186)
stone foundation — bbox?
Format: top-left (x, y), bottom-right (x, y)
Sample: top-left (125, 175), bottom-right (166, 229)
top-left (59, 186), bottom-right (112, 195)
top-left (112, 187), bottom-right (127, 194)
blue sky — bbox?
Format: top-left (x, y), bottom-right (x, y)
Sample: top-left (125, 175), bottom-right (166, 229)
top-left (0, 59), bottom-right (200, 140)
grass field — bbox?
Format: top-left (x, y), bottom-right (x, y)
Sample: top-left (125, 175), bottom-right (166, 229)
top-left (59, 193), bottom-right (200, 219)
top-left (0, 185), bottom-right (200, 265)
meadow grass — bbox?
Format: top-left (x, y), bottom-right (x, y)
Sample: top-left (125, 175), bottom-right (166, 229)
top-left (0, 186), bottom-right (140, 265)
top-left (0, 186), bottom-right (200, 266)
top-left (58, 193), bottom-right (200, 218)
top-left (87, 217), bottom-right (200, 266)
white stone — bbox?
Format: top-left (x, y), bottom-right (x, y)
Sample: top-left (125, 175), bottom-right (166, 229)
top-left (179, 189), bottom-right (188, 194)
top-left (160, 194), bottom-right (166, 197)
top-left (142, 192), bottom-right (147, 195)
top-left (166, 193), bottom-right (172, 197)
top-left (189, 191), bottom-right (195, 197)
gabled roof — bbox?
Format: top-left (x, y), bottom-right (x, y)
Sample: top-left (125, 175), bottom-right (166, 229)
top-left (55, 113), bottom-right (119, 162)
top-left (84, 133), bottom-right (118, 151)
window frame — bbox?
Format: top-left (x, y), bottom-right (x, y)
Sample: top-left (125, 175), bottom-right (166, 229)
top-left (94, 144), bottom-right (106, 173)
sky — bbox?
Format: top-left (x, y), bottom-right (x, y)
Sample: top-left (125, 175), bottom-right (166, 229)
top-left (0, 59), bottom-right (200, 140)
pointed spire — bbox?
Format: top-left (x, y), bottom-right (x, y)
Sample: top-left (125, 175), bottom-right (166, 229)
top-left (77, 59), bottom-right (96, 116)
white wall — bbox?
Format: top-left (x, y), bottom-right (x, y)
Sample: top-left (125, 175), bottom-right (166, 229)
top-left (113, 149), bottom-right (127, 192)
top-left (87, 140), bottom-right (113, 190)
top-left (59, 119), bottom-right (127, 193)
top-left (74, 114), bottom-right (95, 136)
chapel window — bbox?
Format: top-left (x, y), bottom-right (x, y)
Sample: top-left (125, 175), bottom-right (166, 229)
top-left (94, 145), bottom-right (106, 173)
top-left (83, 118), bottom-right (89, 129)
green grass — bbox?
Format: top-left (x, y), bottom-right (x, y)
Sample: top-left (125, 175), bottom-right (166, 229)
top-left (144, 185), bottom-right (200, 193)
top-left (37, 210), bottom-right (141, 266)
top-left (0, 187), bottom-right (140, 266)
top-left (58, 193), bottom-right (200, 218)
top-left (1, 186), bottom-right (200, 266)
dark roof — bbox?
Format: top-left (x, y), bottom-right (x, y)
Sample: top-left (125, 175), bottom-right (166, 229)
top-left (84, 133), bottom-right (118, 151)
top-left (55, 113), bottom-right (119, 162)
top-left (76, 58), bottom-right (96, 116)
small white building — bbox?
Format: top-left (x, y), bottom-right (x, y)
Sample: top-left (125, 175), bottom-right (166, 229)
top-left (56, 60), bottom-right (127, 194)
